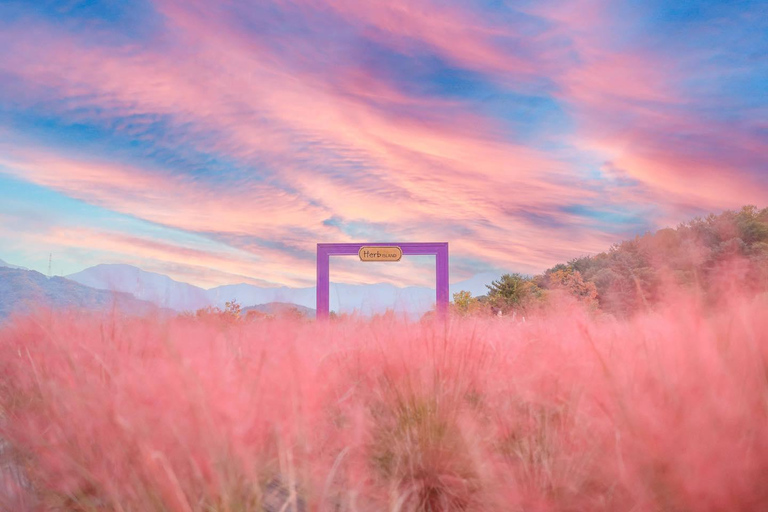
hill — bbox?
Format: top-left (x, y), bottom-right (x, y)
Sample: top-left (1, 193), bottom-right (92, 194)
top-left (242, 302), bottom-right (316, 318)
top-left (67, 264), bottom-right (211, 311)
top-left (67, 264), bottom-right (497, 316)
top-left (0, 267), bottom-right (159, 320)
top-left (0, 258), bottom-right (27, 270)
top-left (554, 205), bottom-right (768, 315)
top-left (470, 206), bottom-right (768, 317)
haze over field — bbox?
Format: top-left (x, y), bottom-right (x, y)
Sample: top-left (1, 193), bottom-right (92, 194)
top-left (0, 0), bottom-right (765, 291)
top-left (0, 259), bottom-right (498, 318)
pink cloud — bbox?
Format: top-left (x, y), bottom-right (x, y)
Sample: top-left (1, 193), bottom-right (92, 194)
top-left (526, 0), bottom-right (768, 212)
top-left (304, 0), bottom-right (536, 75)
top-left (1, 0), bottom-right (761, 287)
top-left (0, 10), bottom-right (618, 280)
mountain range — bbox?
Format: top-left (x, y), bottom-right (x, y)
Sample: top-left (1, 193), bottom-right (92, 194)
top-left (1, 260), bottom-right (497, 318)
top-left (67, 264), bottom-right (496, 316)
top-left (243, 302), bottom-right (316, 318)
top-left (0, 266), bottom-right (159, 320)
top-left (0, 258), bottom-right (26, 270)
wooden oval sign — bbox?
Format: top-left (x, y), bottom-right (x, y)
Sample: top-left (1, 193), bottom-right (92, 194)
top-left (359, 246), bottom-right (402, 262)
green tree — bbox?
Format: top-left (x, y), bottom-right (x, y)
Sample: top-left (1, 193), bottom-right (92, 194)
top-left (486, 273), bottom-right (542, 314)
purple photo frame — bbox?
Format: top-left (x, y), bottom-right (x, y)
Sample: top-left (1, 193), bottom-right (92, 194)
top-left (316, 242), bottom-right (449, 319)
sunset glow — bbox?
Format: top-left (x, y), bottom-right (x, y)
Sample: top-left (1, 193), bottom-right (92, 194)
top-left (0, 0), bottom-right (765, 286)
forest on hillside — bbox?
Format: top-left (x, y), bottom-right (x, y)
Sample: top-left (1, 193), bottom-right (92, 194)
top-left (456, 206), bottom-right (768, 317)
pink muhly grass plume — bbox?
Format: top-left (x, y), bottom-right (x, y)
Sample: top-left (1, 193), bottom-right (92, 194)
top-left (0, 285), bottom-right (767, 511)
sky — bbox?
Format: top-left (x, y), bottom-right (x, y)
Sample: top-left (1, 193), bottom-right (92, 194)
top-left (0, 0), bottom-right (765, 289)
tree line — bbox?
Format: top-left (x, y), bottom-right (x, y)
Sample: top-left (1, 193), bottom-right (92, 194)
top-left (454, 206), bottom-right (768, 317)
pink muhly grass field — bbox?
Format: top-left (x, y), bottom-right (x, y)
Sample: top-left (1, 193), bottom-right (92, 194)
top-left (1, 292), bottom-right (767, 511)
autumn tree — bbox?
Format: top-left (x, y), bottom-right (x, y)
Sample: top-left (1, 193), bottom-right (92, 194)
top-left (452, 290), bottom-right (484, 316)
top-left (224, 299), bottom-right (241, 319)
top-left (547, 268), bottom-right (598, 309)
top-left (536, 205), bottom-right (768, 316)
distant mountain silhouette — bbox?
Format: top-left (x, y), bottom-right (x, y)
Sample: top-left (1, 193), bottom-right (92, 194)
top-left (243, 302), bottom-right (316, 318)
top-left (66, 264), bottom-right (497, 316)
top-left (0, 258), bottom-right (27, 270)
top-left (67, 264), bottom-right (210, 311)
top-left (0, 267), bottom-right (159, 320)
